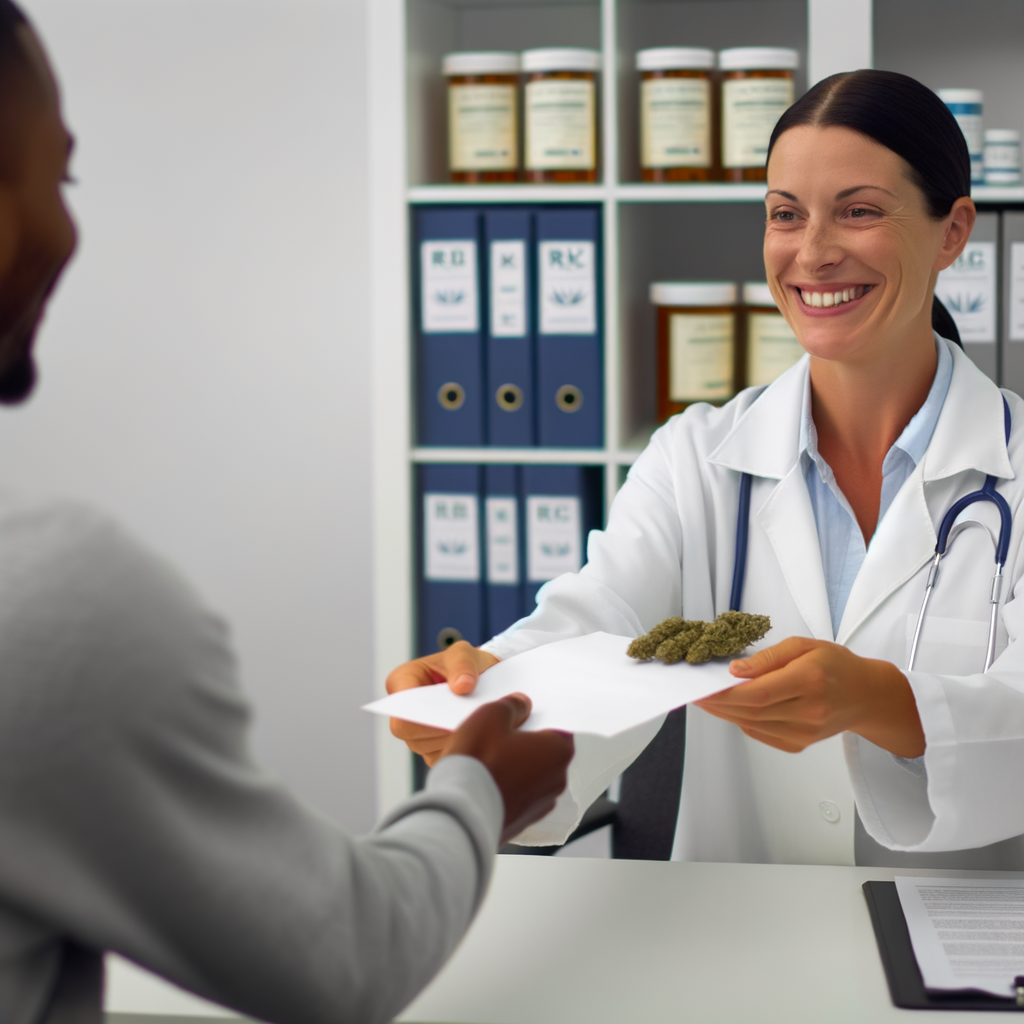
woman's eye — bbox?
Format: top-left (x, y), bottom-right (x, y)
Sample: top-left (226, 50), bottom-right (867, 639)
top-left (770, 209), bottom-right (796, 222)
top-left (848, 207), bottom-right (878, 219)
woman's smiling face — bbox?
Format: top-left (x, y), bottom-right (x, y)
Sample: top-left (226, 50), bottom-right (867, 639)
top-left (764, 124), bottom-right (971, 365)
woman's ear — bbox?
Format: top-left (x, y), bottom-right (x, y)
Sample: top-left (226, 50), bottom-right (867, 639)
top-left (935, 196), bottom-right (977, 273)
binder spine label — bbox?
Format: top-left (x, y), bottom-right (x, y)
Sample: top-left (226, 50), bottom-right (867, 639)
top-left (490, 240), bottom-right (527, 337)
top-left (421, 241), bottom-right (479, 333)
top-left (485, 496), bottom-right (519, 584)
top-left (539, 241), bottom-right (597, 335)
top-left (424, 492), bottom-right (480, 581)
top-left (527, 495), bottom-right (582, 581)
top-left (1011, 242), bottom-right (1024, 342)
top-left (935, 241), bottom-right (997, 343)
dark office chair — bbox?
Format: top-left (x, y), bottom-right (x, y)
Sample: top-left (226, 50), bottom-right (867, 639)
top-left (501, 706), bottom-right (686, 861)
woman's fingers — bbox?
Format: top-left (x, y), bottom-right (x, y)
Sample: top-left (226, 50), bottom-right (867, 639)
top-left (729, 635), bottom-right (820, 678)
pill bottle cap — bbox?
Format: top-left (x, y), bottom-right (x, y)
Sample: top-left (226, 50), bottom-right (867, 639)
top-left (742, 283), bottom-right (778, 307)
top-left (650, 282), bottom-right (738, 306)
top-left (718, 47), bottom-right (799, 71)
top-left (521, 48), bottom-right (602, 73)
top-left (443, 52), bottom-right (520, 76)
top-left (985, 129), bottom-right (1021, 143)
top-left (936, 88), bottom-right (983, 105)
top-left (636, 47), bottom-right (715, 71)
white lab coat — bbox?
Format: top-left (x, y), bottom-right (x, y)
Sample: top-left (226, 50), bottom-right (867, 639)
top-left (484, 339), bottom-right (1024, 865)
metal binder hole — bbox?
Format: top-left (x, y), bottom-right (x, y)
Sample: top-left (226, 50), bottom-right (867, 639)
top-left (555, 384), bottom-right (583, 413)
top-left (496, 383), bottom-right (524, 412)
top-left (436, 626), bottom-right (463, 651)
top-left (437, 382), bottom-right (465, 411)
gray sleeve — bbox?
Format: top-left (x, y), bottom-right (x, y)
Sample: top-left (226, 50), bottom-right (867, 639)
top-left (0, 502), bottom-right (502, 1024)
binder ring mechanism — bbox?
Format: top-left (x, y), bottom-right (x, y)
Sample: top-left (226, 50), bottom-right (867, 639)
top-left (1015, 976), bottom-right (1024, 1008)
top-left (496, 383), bottom-right (524, 412)
top-left (555, 384), bottom-right (584, 414)
top-left (437, 382), bottom-right (465, 411)
top-left (436, 626), bottom-right (463, 651)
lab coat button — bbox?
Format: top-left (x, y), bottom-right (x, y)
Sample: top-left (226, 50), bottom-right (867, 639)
top-left (819, 800), bottom-right (841, 824)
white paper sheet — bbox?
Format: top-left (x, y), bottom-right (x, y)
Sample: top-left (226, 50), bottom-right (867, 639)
top-left (896, 876), bottom-right (1024, 997)
top-left (363, 631), bottom-right (738, 738)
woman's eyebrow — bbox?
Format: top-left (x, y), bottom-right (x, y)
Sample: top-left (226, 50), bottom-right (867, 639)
top-left (835, 185), bottom-right (897, 199)
top-left (766, 190), bottom-right (798, 200)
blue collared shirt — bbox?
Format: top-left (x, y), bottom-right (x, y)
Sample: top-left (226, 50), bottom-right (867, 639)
top-left (800, 335), bottom-right (954, 639)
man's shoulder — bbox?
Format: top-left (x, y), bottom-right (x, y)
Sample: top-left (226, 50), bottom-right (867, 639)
top-left (0, 491), bottom-right (237, 727)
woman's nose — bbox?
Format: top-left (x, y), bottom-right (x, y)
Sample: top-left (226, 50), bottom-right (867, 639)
top-left (796, 220), bottom-right (843, 273)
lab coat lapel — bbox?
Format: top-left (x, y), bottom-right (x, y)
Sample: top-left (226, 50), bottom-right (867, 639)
top-left (835, 463), bottom-right (935, 646)
top-left (709, 358), bottom-right (833, 641)
top-left (836, 342), bottom-right (1010, 646)
top-left (756, 465), bottom-right (835, 641)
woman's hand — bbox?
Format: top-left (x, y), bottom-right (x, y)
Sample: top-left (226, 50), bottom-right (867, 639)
top-left (695, 636), bottom-right (925, 759)
top-left (386, 641), bottom-right (500, 766)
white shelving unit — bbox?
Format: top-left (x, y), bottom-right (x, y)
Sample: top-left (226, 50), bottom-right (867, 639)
top-left (369, 0), bottom-right (1024, 816)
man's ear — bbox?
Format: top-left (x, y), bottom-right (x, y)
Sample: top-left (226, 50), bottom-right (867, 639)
top-left (935, 196), bottom-right (976, 273)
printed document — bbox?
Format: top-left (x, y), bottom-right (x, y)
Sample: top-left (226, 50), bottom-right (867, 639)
top-left (363, 631), bottom-right (738, 737)
top-left (896, 876), bottom-right (1024, 997)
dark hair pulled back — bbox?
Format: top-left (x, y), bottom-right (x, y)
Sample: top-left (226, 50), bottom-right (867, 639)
top-left (766, 69), bottom-right (971, 344)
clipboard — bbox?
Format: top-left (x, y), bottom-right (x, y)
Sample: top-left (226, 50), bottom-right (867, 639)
top-left (863, 881), bottom-right (1024, 1012)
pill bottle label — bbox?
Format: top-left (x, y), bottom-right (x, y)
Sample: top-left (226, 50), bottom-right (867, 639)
top-left (722, 77), bottom-right (794, 168)
top-left (945, 104), bottom-right (984, 184)
top-left (448, 84), bottom-right (517, 171)
top-left (669, 313), bottom-right (734, 401)
top-left (525, 78), bottom-right (595, 170)
top-left (747, 312), bottom-right (803, 387)
top-left (641, 77), bottom-right (711, 168)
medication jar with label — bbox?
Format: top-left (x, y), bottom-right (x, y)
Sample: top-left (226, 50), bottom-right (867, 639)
top-left (651, 282), bottom-right (738, 422)
top-left (937, 89), bottom-right (984, 185)
top-left (444, 51), bottom-right (520, 183)
top-left (719, 47), bottom-right (798, 181)
top-left (984, 129), bottom-right (1021, 186)
top-left (522, 48), bottom-right (601, 183)
top-left (637, 47), bottom-right (715, 182)
top-left (742, 282), bottom-right (803, 388)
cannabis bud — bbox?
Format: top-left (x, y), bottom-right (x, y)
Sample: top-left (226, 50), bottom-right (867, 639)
top-left (627, 611), bottom-right (771, 665)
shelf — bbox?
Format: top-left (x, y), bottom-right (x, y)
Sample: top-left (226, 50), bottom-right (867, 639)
top-left (973, 185), bottom-right (1024, 204)
top-left (407, 184), bottom-right (609, 205)
top-left (411, 447), bottom-right (610, 465)
top-left (407, 183), bottom-right (770, 205)
top-left (616, 183), bottom-right (768, 204)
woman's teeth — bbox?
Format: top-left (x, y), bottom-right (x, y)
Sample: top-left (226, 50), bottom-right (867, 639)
top-left (799, 285), bottom-right (869, 308)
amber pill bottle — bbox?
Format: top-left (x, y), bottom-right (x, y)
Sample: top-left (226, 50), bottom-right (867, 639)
top-left (651, 282), bottom-right (738, 422)
top-left (637, 47), bottom-right (716, 182)
top-left (742, 282), bottom-right (804, 389)
top-left (522, 48), bottom-right (601, 184)
top-left (444, 51), bottom-right (520, 184)
top-left (718, 48), bottom-right (798, 182)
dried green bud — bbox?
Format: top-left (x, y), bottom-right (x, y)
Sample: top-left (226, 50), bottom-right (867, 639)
top-left (685, 611), bottom-right (772, 664)
top-left (654, 622), bottom-right (707, 664)
top-left (627, 617), bottom-right (693, 659)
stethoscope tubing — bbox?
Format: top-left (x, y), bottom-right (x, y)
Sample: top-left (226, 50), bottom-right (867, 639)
top-left (732, 396), bottom-right (1012, 674)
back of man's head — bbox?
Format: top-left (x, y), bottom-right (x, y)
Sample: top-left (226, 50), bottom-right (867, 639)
top-left (0, 1), bottom-right (46, 181)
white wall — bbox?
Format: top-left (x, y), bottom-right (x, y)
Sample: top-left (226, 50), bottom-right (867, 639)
top-left (11, 0), bottom-right (376, 832)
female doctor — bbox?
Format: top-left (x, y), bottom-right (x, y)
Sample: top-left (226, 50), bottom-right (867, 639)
top-left (389, 69), bottom-right (1024, 868)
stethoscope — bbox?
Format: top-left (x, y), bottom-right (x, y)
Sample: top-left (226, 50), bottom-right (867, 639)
top-left (729, 396), bottom-right (1012, 673)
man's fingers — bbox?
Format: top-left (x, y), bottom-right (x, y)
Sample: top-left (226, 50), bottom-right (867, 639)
top-left (389, 716), bottom-right (451, 744)
top-left (729, 636), bottom-right (818, 678)
top-left (501, 692), bottom-right (533, 729)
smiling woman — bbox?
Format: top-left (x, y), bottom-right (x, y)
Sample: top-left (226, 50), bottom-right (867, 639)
top-left (386, 70), bottom-right (1024, 871)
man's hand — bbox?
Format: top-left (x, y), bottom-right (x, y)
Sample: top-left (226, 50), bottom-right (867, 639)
top-left (386, 641), bottom-right (500, 766)
top-left (442, 693), bottom-right (574, 845)
top-left (695, 636), bottom-right (925, 759)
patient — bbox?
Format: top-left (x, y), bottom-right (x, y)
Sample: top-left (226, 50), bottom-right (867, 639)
top-left (0, 5), bottom-right (573, 1023)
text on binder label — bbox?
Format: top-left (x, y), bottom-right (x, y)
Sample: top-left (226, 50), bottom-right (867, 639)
top-left (421, 241), bottom-right (479, 334)
top-left (539, 241), bottom-right (596, 336)
top-left (490, 240), bottom-right (527, 338)
top-left (527, 495), bottom-right (582, 581)
top-left (485, 496), bottom-right (519, 584)
top-left (1011, 242), bottom-right (1024, 342)
top-left (424, 492), bottom-right (480, 581)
